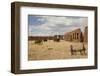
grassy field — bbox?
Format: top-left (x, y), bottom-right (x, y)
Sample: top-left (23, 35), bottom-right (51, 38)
top-left (28, 40), bottom-right (88, 60)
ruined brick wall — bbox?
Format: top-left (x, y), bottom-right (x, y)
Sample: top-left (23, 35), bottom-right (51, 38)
top-left (64, 28), bottom-right (83, 42)
top-left (84, 26), bottom-right (88, 42)
top-left (64, 26), bottom-right (88, 42)
top-left (64, 32), bottom-right (72, 41)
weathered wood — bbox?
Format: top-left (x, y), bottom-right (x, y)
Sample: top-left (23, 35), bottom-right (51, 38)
top-left (70, 44), bottom-right (86, 55)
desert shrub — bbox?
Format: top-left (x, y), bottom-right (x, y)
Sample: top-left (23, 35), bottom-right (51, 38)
top-left (48, 48), bottom-right (53, 50)
top-left (54, 39), bottom-right (60, 42)
top-left (43, 39), bottom-right (47, 42)
top-left (34, 40), bottom-right (43, 44)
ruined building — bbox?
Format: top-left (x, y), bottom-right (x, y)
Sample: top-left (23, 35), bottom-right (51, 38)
top-left (64, 26), bottom-right (88, 42)
top-left (64, 28), bottom-right (83, 42)
top-left (84, 26), bottom-right (88, 42)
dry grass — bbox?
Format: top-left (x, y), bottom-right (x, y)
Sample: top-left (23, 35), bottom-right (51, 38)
top-left (28, 40), bottom-right (88, 60)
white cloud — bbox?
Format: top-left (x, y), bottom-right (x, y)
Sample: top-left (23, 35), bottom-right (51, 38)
top-left (29, 16), bottom-right (88, 36)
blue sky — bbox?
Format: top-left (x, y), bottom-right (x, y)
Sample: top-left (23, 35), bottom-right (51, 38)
top-left (28, 15), bottom-right (88, 36)
top-left (28, 15), bottom-right (46, 26)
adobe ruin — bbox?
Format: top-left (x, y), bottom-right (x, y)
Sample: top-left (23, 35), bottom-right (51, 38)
top-left (64, 26), bottom-right (88, 42)
top-left (83, 26), bottom-right (88, 42)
